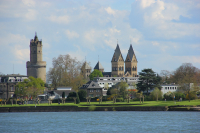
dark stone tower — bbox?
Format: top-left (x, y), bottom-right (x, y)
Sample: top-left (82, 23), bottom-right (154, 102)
top-left (26, 33), bottom-right (46, 82)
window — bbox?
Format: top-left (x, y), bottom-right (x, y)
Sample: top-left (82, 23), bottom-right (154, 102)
top-left (168, 87), bottom-right (169, 89)
top-left (165, 87), bottom-right (167, 90)
top-left (173, 87), bottom-right (174, 89)
top-left (175, 87), bottom-right (176, 89)
top-left (10, 87), bottom-right (14, 91)
top-left (90, 89), bottom-right (93, 92)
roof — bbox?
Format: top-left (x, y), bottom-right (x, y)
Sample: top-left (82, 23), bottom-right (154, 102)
top-left (94, 61), bottom-right (104, 70)
top-left (47, 90), bottom-right (75, 96)
top-left (127, 44), bottom-right (135, 61)
top-left (102, 72), bottom-right (111, 77)
top-left (0, 74), bottom-right (28, 77)
top-left (82, 62), bottom-right (92, 69)
top-left (80, 81), bottom-right (102, 89)
top-left (112, 44), bottom-right (124, 62)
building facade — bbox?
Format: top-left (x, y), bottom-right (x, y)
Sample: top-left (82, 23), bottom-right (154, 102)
top-left (81, 61), bottom-right (92, 79)
top-left (0, 74), bottom-right (28, 99)
top-left (26, 33), bottom-right (46, 82)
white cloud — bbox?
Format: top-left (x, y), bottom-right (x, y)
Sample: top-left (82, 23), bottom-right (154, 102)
top-left (48, 15), bottom-right (70, 24)
top-left (65, 30), bottom-right (79, 39)
top-left (140, 0), bottom-right (155, 8)
top-left (105, 7), bottom-right (115, 15)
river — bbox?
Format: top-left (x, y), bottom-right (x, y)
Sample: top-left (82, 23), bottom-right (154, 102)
top-left (0, 111), bottom-right (199, 133)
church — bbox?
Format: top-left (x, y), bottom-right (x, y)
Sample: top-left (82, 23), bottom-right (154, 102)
top-left (82, 43), bottom-right (138, 78)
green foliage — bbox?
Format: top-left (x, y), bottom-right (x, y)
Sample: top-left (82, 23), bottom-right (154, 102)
top-left (15, 76), bottom-right (45, 99)
top-left (118, 81), bottom-right (129, 101)
top-left (150, 88), bottom-right (162, 101)
top-left (89, 69), bottom-right (103, 81)
top-left (137, 69), bottom-right (162, 94)
top-left (163, 91), bottom-right (185, 101)
top-left (68, 92), bottom-right (76, 97)
top-left (78, 90), bottom-right (87, 100)
top-left (76, 92), bottom-right (80, 104)
top-left (62, 92), bottom-right (65, 98)
top-left (186, 93), bottom-right (197, 100)
top-left (116, 98), bottom-right (123, 102)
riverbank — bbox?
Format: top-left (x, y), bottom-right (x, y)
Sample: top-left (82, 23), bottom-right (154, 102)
top-left (0, 105), bottom-right (200, 112)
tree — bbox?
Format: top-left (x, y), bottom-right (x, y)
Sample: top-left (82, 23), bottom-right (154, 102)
top-left (78, 90), bottom-right (87, 100)
top-left (171, 63), bottom-right (200, 102)
top-left (104, 83), bottom-right (109, 90)
top-left (62, 92), bottom-right (65, 98)
top-left (89, 69), bottom-right (103, 81)
top-left (15, 76), bottom-right (45, 101)
top-left (150, 87), bottom-right (162, 101)
top-left (47, 54), bottom-right (87, 104)
top-left (160, 70), bottom-right (171, 84)
top-left (117, 81), bottom-right (129, 102)
top-left (137, 69), bottom-right (162, 94)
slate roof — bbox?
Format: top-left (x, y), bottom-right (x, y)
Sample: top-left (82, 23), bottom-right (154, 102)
top-left (82, 62), bottom-right (92, 69)
top-left (80, 81), bottom-right (102, 89)
top-left (112, 44), bottom-right (124, 61)
top-left (102, 72), bottom-right (111, 77)
top-left (94, 61), bottom-right (104, 70)
top-left (127, 44), bottom-right (135, 61)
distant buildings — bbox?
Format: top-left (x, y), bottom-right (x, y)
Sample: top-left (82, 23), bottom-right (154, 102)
top-left (0, 74), bottom-right (28, 99)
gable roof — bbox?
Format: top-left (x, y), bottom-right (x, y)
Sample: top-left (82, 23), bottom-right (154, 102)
top-left (80, 81), bottom-right (102, 89)
top-left (112, 44), bottom-right (124, 62)
top-left (94, 61), bottom-right (104, 70)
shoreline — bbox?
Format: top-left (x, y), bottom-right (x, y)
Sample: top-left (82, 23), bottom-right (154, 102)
top-left (0, 106), bottom-right (200, 112)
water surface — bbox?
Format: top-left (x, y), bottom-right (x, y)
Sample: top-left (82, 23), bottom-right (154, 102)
top-left (0, 111), bottom-right (199, 133)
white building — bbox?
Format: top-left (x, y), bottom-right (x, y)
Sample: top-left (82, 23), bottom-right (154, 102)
top-left (93, 77), bottom-right (140, 95)
top-left (160, 84), bottom-right (179, 95)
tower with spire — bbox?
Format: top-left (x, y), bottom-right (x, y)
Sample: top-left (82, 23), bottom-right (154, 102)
top-left (26, 33), bottom-right (46, 82)
top-left (125, 44), bottom-right (138, 77)
top-left (94, 61), bottom-right (104, 72)
top-left (111, 44), bottom-right (124, 77)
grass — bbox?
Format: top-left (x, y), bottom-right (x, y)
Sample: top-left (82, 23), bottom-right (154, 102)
top-left (1, 99), bottom-right (200, 108)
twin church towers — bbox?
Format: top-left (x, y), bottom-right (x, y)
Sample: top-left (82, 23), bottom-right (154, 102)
top-left (111, 44), bottom-right (138, 77)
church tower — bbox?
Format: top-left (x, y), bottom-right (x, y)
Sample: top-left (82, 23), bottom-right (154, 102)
top-left (125, 44), bottom-right (138, 77)
top-left (111, 44), bottom-right (124, 77)
top-left (81, 61), bottom-right (92, 79)
top-left (26, 33), bottom-right (46, 82)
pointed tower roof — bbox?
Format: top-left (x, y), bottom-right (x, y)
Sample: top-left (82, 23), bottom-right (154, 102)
top-left (82, 62), bottom-right (91, 69)
top-left (94, 61), bottom-right (104, 70)
top-left (127, 44), bottom-right (135, 61)
top-left (112, 44), bottom-right (124, 61)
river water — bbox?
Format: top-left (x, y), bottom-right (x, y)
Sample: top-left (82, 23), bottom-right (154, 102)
top-left (0, 111), bottom-right (199, 133)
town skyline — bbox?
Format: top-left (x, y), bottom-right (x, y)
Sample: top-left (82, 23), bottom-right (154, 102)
top-left (0, 0), bottom-right (200, 76)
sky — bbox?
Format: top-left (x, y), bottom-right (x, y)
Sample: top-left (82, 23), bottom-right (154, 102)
top-left (0, 0), bottom-right (200, 77)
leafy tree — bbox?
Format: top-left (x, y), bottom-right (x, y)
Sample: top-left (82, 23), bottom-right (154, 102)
top-left (171, 63), bottom-right (200, 102)
top-left (89, 69), bottom-right (103, 81)
top-left (117, 81), bottom-right (129, 102)
top-left (47, 54), bottom-right (87, 104)
top-left (137, 68), bottom-right (162, 94)
top-left (15, 76), bottom-right (45, 100)
top-left (150, 87), bottom-right (162, 101)
top-left (78, 90), bottom-right (87, 100)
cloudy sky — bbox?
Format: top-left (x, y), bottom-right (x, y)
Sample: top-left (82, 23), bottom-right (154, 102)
top-left (0, 0), bottom-right (200, 77)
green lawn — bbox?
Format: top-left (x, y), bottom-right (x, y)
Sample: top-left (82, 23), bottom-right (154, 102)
top-left (1, 99), bottom-right (200, 107)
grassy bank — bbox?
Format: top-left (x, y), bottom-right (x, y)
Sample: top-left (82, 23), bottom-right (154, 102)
top-left (1, 99), bottom-right (200, 107)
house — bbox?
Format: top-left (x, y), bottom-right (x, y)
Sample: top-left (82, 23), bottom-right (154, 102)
top-left (160, 84), bottom-right (179, 95)
top-left (46, 86), bottom-right (75, 99)
top-left (0, 74), bottom-right (28, 99)
top-left (80, 81), bottom-right (104, 97)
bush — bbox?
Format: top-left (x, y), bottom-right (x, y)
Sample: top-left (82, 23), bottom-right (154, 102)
top-left (78, 90), bottom-right (87, 100)
top-left (186, 93), bottom-right (197, 100)
top-left (116, 98), bottom-right (123, 102)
